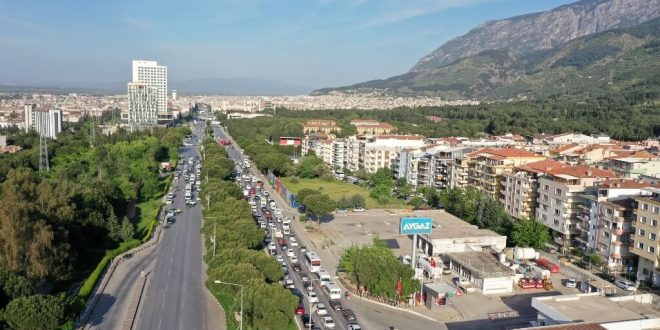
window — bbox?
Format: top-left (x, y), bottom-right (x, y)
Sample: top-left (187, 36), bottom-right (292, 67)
top-left (541, 214), bottom-right (547, 221)
top-left (642, 203), bottom-right (649, 210)
top-left (653, 220), bottom-right (658, 227)
top-left (643, 268), bottom-right (649, 275)
top-left (650, 233), bottom-right (657, 241)
top-left (640, 216), bottom-right (647, 224)
top-left (553, 219), bottom-right (560, 226)
top-left (554, 209), bottom-right (561, 216)
top-left (649, 246), bottom-right (655, 254)
top-left (606, 208), bottom-right (613, 215)
top-left (654, 206), bottom-right (659, 214)
top-left (638, 242), bottom-right (645, 249)
top-left (543, 194), bottom-right (549, 202)
top-left (555, 198), bottom-right (562, 206)
top-left (555, 188), bottom-right (562, 195)
top-left (639, 229), bottom-right (646, 236)
top-left (544, 184), bottom-right (549, 191)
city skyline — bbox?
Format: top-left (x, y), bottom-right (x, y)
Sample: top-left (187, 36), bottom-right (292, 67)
top-left (0, 0), bottom-right (575, 90)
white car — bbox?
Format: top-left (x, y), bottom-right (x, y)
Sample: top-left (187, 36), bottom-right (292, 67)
top-left (282, 224), bottom-right (290, 231)
top-left (347, 324), bottom-right (362, 330)
top-left (352, 207), bottom-right (365, 212)
top-left (291, 256), bottom-right (299, 264)
top-left (282, 217), bottom-right (291, 225)
top-left (283, 228), bottom-right (291, 235)
top-left (268, 242), bottom-right (277, 250)
top-left (308, 291), bottom-right (319, 303)
top-left (285, 279), bottom-right (295, 289)
top-left (259, 222), bottom-right (266, 228)
top-left (289, 237), bottom-right (299, 247)
top-left (321, 316), bottom-right (335, 329)
top-left (615, 279), bottom-right (637, 291)
top-left (316, 302), bottom-right (328, 316)
top-left (565, 278), bottom-right (577, 288)
top-left (287, 249), bottom-right (295, 257)
top-left (275, 255), bottom-right (284, 263)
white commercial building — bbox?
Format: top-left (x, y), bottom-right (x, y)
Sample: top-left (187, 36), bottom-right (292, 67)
top-left (363, 135), bottom-right (426, 173)
top-left (127, 83), bottom-right (158, 126)
top-left (24, 104), bottom-right (62, 139)
top-left (132, 60), bottom-right (167, 115)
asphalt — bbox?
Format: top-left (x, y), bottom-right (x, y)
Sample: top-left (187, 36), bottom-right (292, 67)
top-left (85, 120), bottom-right (224, 330)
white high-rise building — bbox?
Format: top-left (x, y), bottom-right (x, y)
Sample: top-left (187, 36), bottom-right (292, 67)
top-left (24, 104), bottom-right (62, 139)
top-left (131, 60), bottom-right (167, 115)
top-left (128, 83), bottom-right (158, 126)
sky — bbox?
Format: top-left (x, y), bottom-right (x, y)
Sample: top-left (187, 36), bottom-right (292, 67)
top-left (0, 0), bottom-right (577, 90)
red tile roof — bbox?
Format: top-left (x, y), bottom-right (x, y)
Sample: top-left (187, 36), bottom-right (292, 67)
top-left (516, 159), bottom-right (564, 174)
top-left (550, 165), bottom-right (616, 179)
top-left (551, 143), bottom-right (580, 154)
top-left (469, 148), bottom-right (540, 158)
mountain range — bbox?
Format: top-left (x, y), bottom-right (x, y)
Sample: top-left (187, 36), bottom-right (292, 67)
top-left (314, 0), bottom-right (660, 101)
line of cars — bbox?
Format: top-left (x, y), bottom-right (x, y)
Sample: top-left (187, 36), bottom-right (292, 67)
top-left (226, 140), bottom-right (362, 329)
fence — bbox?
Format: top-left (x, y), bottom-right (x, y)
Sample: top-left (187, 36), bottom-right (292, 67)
top-left (266, 170), bottom-right (302, 209)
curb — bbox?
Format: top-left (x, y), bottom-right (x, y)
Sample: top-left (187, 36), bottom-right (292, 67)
top-left (122, 271), bottom-right (150, 330)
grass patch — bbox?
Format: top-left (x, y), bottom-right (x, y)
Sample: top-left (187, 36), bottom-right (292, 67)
top-left (135, 198), bottom-right (162, 242)
top-left (281, 178), bottom-right (408, 209)
top-left (208, 285), bottom-right (238, 330)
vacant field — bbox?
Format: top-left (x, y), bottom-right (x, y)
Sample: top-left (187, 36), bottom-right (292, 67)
top-left (280, 177), bottom-right (408, 210)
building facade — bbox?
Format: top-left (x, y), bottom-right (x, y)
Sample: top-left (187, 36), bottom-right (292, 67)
top-left (632, 188), bottom-right (660, 286)
top-left (127, 83), bottom-right (159, 127)
top-left (24, 104), bottom-right (62, 139)
top-left (132, 60), bottom-right (168, 116)
top-left (501, 159), bottom-right (564, 220)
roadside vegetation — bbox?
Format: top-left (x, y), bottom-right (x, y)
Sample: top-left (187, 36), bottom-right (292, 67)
top-left (199, 136), bottom-right (298, 330)
top-left (0, 120), bottom-right (189, 328)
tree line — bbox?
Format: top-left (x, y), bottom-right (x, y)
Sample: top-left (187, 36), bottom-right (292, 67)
top-left (199, 136), bottom-right (298, 330)
top-left (0, 120), bottom-right (190, 329)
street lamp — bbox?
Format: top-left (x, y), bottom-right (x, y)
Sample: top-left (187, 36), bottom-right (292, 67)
top-left (214, 280), bottom-right (244, 330)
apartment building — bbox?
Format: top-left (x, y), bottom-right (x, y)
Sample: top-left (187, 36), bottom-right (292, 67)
top-left (550, 144), bottom-right (624, 165)
top-left (302, 119), bottom-right (341, 134)
top-left (363, 135), bottom-right (426, 174)
top-left (578, 180), bottom-right (654, 273)
top-left (127, 83), bottom-right (158, 127)
top-left (331, 139), bottom-right (346, 170)
top-left (345, 135), bottom-right (367, 171)
top-left (466, 148), bottom-right (545, 201)
top-left (302, 132), bottom-right (331, 155)
top-left (24, 104), bottom-right (62, 139)
top-left (632, 187), bottom-right (660, 286)
top-left (605, 151), bottom-right (660, 179)
top-left (131, 60), bottom-right (168, 115)
top-left (534, 132), bottom-right (611, 145)
top-left (535, 166), bottom-right (616, 249)
top-left (501, 159), bottom-right (564, 220)
top-left (432, 147), bottom-right (472, 190)
top-left (392, 148), bottom-right (425, 186)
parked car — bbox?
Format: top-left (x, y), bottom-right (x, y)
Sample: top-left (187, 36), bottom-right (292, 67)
top-left (565, 278), bottom-right (577, 288)
top-left (614, 279), bottom-right (637, 291)
top-left (287, 249), bottom-right (295, 257)
top-left (336, 208), bottom-right (348, 213)
top-left (347, 324), bottom-right (362, 330)
top-left (295, 304), bottom-right (305, 315)
top-left (352, 207), bottom-right (365, 212)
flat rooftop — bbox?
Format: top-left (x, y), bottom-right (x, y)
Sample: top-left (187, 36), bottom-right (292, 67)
top-left (534, 293), bottom-right (660, 324)
top-left (421, 211), bottom-right (504, 240)
top-left (448, 251), bottom-right (514, 278)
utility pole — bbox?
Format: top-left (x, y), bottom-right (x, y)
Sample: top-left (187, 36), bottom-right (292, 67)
top-left (39, 134), bottom-right (50, 172)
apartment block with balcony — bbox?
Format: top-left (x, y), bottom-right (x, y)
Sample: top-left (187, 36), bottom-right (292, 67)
top-left (467, 148), bottom-right (545, 201)
top-left (605, 151), bottom-right (660, 179)
top-left (578, 180), bottom-right (654, 273)
top-left (331, 139), bottom-right (346, 170)
top-left (362, 135), bottom-right (426, 174)
top-left (432, 147), bottom-right (473, 190)
top-left (501, 159), bottom-right (564, 220)
top-left (535, 166), bottom-right (617, 249)
top-left (631, 187), bottom-right (660, 286)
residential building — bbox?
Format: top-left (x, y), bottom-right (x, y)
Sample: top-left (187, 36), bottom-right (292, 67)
top-left (579, 180), bottom-right (654, 273)
top-left (605, 151), bottom-right (660, 179)
top-left (392, 148), bottom-right (427, 187)
top-left (127, 83), bottom-right (158, 127)
top-left (345, 135), bottom-right (367, 171)
top-left (331, 139), bottom-right (346, 170)
top-left (302, 119), bottom-right (341, 134)
top-left (632, 187), bottom-right (660, 286)
top-left (550, 144), bottom-right (624, 165)
top-left (534, 132), bottom-right (611, 145)
top-left (24, 104), bottom-right (62, 139)
top-left (362, 135), bottom-right (426, 173)
top-left (501, 159), bottom-right (565, 220)
top-left (466, 148), bottom-right (545, 200)
top-left (432, 147), bottom-right (472, 190)
top-left (535, 166), bottom-right (616, 249)
top-left (302, 132), bottom-right (331, 155)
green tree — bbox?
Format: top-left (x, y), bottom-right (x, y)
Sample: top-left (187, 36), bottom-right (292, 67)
top-left (303, 194), bottom-right (336, 229)
top-left (337, 195), bottom-right (350, 210)
top-left (120, 217), bottom-right (135, 242)
top-left (295, 188), bottom-right (321, 205)
top-left (2, 294), bottom-right (67, 330)
top-left (370, 168), bottom-right (394, 188)
top-left (511, 218), bottom-right (550, 249)
top-left (349, 194), bottom-right (366, 208)
top-left (297, 156), bottom-right (324, 179)
top-left (370, 184), bottom-right (392, 200)
top-left (106, 212), bottom-right (122, 242)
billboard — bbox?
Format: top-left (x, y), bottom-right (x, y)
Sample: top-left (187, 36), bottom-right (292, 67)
top-left (400, 217), bottom-right (433, 235)
top-left (279, 137), bottom-right (302, 146)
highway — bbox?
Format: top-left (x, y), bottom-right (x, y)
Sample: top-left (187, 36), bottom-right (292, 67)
top-left (84, 120), bottom-right (224, 330)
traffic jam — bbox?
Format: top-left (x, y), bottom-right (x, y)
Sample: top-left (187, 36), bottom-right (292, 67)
top-left (216, 123), bottom-right (362, 330)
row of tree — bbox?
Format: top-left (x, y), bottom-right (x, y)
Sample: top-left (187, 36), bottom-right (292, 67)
top-left (199, 136), bottom-right (298, 330)
top-left (0, 120), bottom-right (190, 329)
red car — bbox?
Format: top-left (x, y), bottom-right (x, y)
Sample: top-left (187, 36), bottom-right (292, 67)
top-left (295, 304), bottom-right (305, 315)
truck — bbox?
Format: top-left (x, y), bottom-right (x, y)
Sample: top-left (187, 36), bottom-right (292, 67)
top-left (417, 256), bottom-right (442, 280)
top-left (535, 258), bottom-right (559, 273)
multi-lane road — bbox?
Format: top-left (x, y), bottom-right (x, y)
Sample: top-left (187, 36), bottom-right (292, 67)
top-left (84, 121), bottom-right (224, 330)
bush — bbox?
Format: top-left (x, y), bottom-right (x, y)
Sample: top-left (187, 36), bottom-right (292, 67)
top-left (289, 176), bottom-right (299, 184)
top-left (299, 214), bottom-right (307, 222)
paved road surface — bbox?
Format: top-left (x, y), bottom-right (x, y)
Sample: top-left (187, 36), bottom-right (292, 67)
top-left (85, 122), bottom-right (224, 330)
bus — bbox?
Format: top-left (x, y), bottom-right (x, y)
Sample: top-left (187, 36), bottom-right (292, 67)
top-left (305, 251), bottom-right (321, 273)
top-left (317, 267), bottom-right (331, 286)
top-left (323, 282), bottom-right (342, 300)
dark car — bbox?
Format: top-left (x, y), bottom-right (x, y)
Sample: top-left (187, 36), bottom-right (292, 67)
top-left (292, 263), bottom-right (301, 272)
top-left (342, 309), bottom-right (356, 321)
top-left (328, 299), bottom-right (342, 311)
top-left (301, 314), bottom-right (315, 328)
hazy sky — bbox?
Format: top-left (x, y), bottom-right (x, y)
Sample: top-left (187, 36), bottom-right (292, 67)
top-left (0, 0), bottom-right (575, 89)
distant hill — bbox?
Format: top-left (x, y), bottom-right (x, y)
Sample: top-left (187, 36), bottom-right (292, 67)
top-left (411, 0), bottom-right (659, 72)
top-left (314, 17), bottom-right (660, 102)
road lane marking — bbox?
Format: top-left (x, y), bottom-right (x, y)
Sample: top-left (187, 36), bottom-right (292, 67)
top-left (158, 318), bottom-right (162, 330)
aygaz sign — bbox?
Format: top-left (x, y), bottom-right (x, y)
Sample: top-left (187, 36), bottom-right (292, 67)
top-left (400, 217), bottom-right (433, 235)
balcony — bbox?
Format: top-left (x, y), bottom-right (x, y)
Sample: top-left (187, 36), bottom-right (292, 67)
top-left (613, 228), bottom-right (624, 236)
top-left (575, 235), bottom-right (589, 245)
